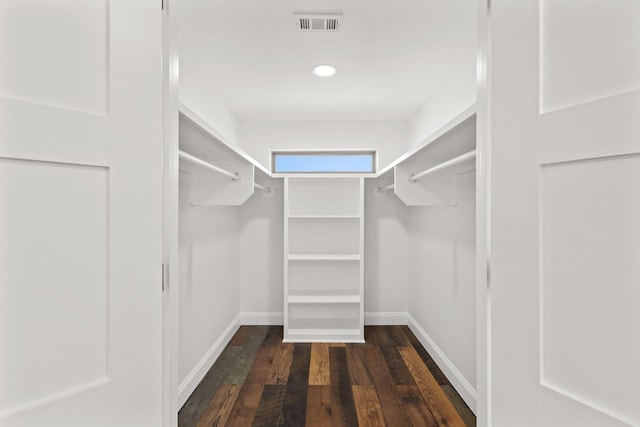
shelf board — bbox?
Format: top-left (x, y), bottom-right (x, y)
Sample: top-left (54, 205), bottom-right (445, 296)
top-left (287, 317), bottom-right (361, 331)
top-left (288, 214), bottom-right (360, 219)
top-left (283, 338), bottom-right (365, 343)
top-left (288, 294), bottom-right (361, 304)
top-left (375, 103), bottom-right (476, 176)
top-left (286, 328), bottom-right (361, 336)
top-left (288, 254), bottom-right (360, 261)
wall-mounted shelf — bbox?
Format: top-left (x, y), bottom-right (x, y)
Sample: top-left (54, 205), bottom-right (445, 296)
top-left (179, 110), bottom-right (276, 206)
top-left (179, 150), bottom-right (240, 181)
top-left (393, 113), bottom-right (477, 206)
top-left (288, 294), bottom-right (361, 304)
top-left (408, 149), bottom-right (476, 183)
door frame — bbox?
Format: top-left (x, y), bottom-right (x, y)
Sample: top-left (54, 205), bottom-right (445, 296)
top-left (159, 1), bottom-right (494, 426)
top-left (162, 0), bottom-right (180, 425)
top-left (476, 1), bottom-right (491, 426)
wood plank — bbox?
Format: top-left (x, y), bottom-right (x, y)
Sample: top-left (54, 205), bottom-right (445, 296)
top-left (329, 347), bottom-right (358, 426)
top-left (282, 343), bottom-right (312, 426)
top-left (352, 385), bottom-right (386, 427)
top-left (181, 326), bottom-right (474, 427)
top-left (196, 384), bottom-right (241, 427)
top-left (226, 326), bottom-right (282, 426)
top-left (345, 344), bottom-right (372, 385)
top-left (395, 385), bottom-right (439, 427)
top-left (442, 385), bottom-right (476, 427)
top-left (398, 346), bottom-right (466, 427)
top-left (246, 326), bottom-right (283, 383)
top-left (363, 345), bottom-right (412, 426)
top-left (328, 342), bottom-right (346, 347)
top-left (266, 343), bottom-right (294, 385)
top-left (223, 326), bottom-right (271, 385)
top-left (305, 385), bottom-right (335, 427)
top-left (308, 343), bottom-right (330, 385)
top-left (225, 384), bottom-right (264, 427)
top-left (400, 325), bottom-right (451, 385)
top-left (229, 325), bottom-right (252, 346)
top-left (364, 326), bottom-right (377, 344)
top-left (178, 345), bottom-right (241, 425)
top-left (379, 345), bottom-right (415, 385)
top-left (252, 385), bottom-right (286, 427)
top-left (387, 325), bottom-right (411, 347)
top-left (364, 326), bottom-right (393, 347)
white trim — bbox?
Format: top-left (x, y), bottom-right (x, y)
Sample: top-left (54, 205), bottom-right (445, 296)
top-left (407, 313), bottom-right (478, 414)
top-left (288, 254), bottom-right (360, 261)
top-left (0, 378), bottom-right (109, 419)
top-left (177, 314), bottom-right (241, 408)
top-left (364, 311), bottom-right (408, 325)
top-left (288, 295), bottom-right (361, 304)
top-left (240, 312), bottom-right (284, 325)
top-left (238, 311), bottom-right (408, 326)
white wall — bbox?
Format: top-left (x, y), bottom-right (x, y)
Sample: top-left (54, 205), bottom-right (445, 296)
top-left (364, 186), bottom-right (410, 317)
top-left (408, 55), bottom-right (477, 146)
top-left (180, 58), bottom-right (240, 147)
top-left (178, 171), bottom-right (240, 385)
top-left (408, 170), bottom-right (476, 389)
top-left (239, 186), bottom-right (285, 319)
top-left (236, 180), bottom-right (409, 321)
top-left (239, 121), bottom-right (409, 172)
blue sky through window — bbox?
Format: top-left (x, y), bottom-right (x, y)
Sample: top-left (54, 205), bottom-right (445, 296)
top-left (273, 153), bottom-right (374, 173)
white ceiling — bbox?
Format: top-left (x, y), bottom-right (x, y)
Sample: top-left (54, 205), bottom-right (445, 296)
top-left (178, 0), bottom-right (476, 122)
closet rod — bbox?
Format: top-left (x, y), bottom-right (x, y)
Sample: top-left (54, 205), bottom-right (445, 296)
top-left (179, 150), bottom-right (240, 181)
top-left (378, 183), bottom-right (395, 193)
top-left (254, 182), bottom-right (271, 193)
top-left (408, 149), bottom-right (476, 183)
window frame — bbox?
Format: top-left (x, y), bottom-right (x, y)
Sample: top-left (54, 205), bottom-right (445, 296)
top-left (270, 150), bottom-right (377, 174)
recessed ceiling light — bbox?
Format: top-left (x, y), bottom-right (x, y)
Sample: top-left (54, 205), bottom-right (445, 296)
top-left (312, 64), bottom-right (337, 77)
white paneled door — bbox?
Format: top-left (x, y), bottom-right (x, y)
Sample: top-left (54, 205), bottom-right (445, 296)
top-left (484, 0), bottom-right (640, 426)
top-left (0, 1), bottom-right (164, 426)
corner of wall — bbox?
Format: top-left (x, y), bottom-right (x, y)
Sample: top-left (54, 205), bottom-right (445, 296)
top-left (407, 313), bottom-right (478, 414)
top-left (408, 55), bottom-right (477, 147)
top-left (177, 313), bottom-right (241, 408)
top-left (180, 57), bottom-right (240, 146)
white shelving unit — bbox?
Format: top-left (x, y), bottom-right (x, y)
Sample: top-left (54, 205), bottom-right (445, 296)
top-left (284, 176), bottom-right (365, 343)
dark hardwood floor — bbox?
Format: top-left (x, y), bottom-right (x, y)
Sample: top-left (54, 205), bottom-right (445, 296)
top-left (179, 325), bottom-right (476, 427)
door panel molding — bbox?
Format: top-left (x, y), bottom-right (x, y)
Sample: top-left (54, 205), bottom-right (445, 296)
top-left (540, 0), bottom-right (640, 113)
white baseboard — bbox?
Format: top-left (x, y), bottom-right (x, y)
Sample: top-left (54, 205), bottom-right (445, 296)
top-left (364, 311), bottom-right (408, 325)
top-left (407, 313), bottom-right (477, 414)
top-left (238, 311), bottom-right (408, 326)
top-left (177, 314), bottom-right (241, 408)
top-left (240, 311), bottom-right (284, 325)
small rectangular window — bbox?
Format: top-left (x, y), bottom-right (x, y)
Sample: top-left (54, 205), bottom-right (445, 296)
top-left (272, 151), bottom-right (376, 173)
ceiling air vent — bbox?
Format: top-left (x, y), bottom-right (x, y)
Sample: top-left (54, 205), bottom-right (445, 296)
top-left (294, 12), bottom-right (342, 32)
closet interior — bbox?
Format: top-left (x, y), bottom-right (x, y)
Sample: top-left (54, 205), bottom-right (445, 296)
top-left (178, 105), bottom-right (478, 410)
top-left (175, 0), bottom-right (478, 416)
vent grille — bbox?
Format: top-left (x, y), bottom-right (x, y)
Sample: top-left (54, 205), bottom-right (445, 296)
top-left (294, 13), bottom-right (342, 32)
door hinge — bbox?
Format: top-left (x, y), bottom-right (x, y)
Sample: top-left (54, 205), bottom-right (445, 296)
top-left (162, 263), bottom-right (166, 292)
